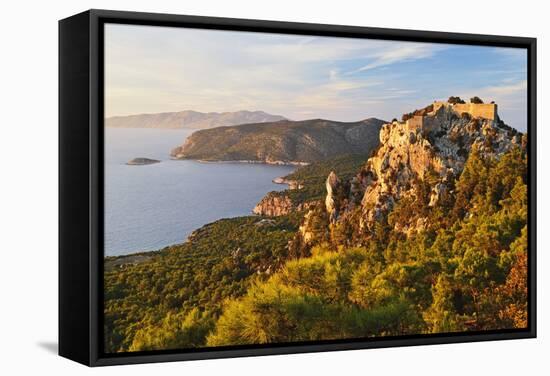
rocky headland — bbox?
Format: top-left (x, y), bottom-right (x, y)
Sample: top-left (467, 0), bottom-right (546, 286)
top-left (170, 118), bottom-right (385, 164)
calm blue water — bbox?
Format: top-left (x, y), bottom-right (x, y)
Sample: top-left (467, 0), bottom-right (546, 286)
top-left (105, 128), bottom-right (294, 256)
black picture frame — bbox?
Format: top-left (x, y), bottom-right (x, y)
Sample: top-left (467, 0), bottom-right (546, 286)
top-left (59, 9), bottom-right (537, 367)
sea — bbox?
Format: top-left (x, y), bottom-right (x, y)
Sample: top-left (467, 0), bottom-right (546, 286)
top-left (104, 128), bottom-right (295, 256)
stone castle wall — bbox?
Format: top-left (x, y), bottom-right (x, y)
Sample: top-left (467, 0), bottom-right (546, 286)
top-left (397, 101), bottom-right (498, 141)
top-left (433, 101), bottom-right (497, 120)
top-left (406, 115), bottom-right (424, 132)
top-left (406, 115), bottom-right (441, 134)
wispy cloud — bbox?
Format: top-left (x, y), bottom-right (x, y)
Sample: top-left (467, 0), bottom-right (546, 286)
top-left (104, 24), bottom-right (527, 130)
top-left (482, 80), bottom-right (527, 96)
top-left (352, 44), bottom-right (443, 73)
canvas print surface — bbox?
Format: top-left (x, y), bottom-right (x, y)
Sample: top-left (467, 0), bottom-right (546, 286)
top-left (103, 23), bottom-right (529, 353)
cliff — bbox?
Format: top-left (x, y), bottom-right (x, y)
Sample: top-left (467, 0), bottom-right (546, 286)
top-left (300, 99), bottom-right (524, 243)
top-left (356, 102), bottom-right (519, 233)
top-left (253, 192), bottom-right (295, 216)
top-left (106, 110), bottom-right (286, 129)
top-left (170, 118), bottom-right (385, 164)
top-left (253, 191), bottom-right (316, 216)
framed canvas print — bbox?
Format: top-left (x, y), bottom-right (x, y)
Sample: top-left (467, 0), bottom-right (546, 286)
top-left (59, 9), bottom-right (536, 366)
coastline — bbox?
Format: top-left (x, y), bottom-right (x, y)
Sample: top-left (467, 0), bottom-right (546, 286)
top-left (172, 157), bottom-right (309, 167)
top-left (272, 176), bottom-right (303, 190)
top-left (106, 160), bottom-right (300, 259)
top-left (104, 214), bottom-right (267, 263)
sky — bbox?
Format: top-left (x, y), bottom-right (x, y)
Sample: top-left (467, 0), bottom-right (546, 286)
top-left (104, 24), bottom-right (528, 131)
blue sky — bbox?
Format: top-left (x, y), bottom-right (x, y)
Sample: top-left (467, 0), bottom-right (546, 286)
top-left (105, 24), bottom-right (528, 131)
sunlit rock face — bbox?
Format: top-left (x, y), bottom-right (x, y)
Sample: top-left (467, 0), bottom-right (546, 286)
top-left (325, 171), bottom-right (340, 223)
top-left (292, 101), bottom-right (521, 240)
top-left (253, 193), bottom-right (294, 216)
top-left (353, 102), bottom-right (519, 234)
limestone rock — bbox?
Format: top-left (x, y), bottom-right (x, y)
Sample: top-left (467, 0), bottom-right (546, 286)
top-left (429, 183), bottom-right (447, 207)
top-left (299, 210), bottom-right (316, 245)
top-left (352, 102), bottom-right (519, 235)
top-left (273, 177), bottom-right (303, 190)
top-left (298, 208), bottom-right (328, 245)
top-left (253, 193), bottom-right (294, 216)
top-left (325, 171), bottom-right (341, 222)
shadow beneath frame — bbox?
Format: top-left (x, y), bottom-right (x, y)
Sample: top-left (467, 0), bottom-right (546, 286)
top-left (37, 341), bottom-right (58, 354)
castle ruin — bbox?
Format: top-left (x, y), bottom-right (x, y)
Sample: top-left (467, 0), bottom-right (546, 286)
top-left (432, 101), bottom-right (497, 121)
top-left (402, 100), bottom-right (498, 133)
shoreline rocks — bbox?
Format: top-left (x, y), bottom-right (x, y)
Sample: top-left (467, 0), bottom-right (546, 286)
top-left (171, 157), bottom-right (309, 167)
top-left (272, 177), bottom-right (304, 190)
top-left (253, 192), bottom-right (294, 216)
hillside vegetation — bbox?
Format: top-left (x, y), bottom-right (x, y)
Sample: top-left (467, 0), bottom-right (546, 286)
top-left (104, 214), bottom-right (301, 352)
top-left (209, 147), bottom-right (528, 345)
top-left (105, 146), bottom-right (527, 351)
top-left (170, 118), bottom-right (385, 164)
top-left (104, 99), bottom-right (528, 352)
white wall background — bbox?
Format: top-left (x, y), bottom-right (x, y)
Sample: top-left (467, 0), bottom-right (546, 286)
top-left (0, 0), bottom-right (547, 374)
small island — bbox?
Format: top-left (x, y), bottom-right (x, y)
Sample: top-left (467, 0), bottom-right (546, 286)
top-left (126, 157), bottom-right (161, 166)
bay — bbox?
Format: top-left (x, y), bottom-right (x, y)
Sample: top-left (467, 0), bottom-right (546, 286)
top-left (104, 128), bottom-right (294, 256)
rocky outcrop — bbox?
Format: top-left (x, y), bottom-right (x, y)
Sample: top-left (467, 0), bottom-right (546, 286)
top-left (325, 171), bottom-right (340, 222)
top-left (253, 191), bottom-right (317, 217)
top-left (296, 100), bottom-right (522, 242)
top-left (298, 205), bottom-right (330, 245)
top-left (429, 182), bottom-right (448, 207)
top-left (253, 193), bottom-right (294, 216)
top-left (299, 210), bottom-right (318, 245)
top-left (273, 177), bottom-right (304, 190)
top-left (353, 103), bottom-right (519, 234)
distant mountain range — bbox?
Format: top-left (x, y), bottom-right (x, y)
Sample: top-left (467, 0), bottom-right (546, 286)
top-left (105, 110), bottom-right (287, 129)
top-left (170, 118), bottom-right (386, 164)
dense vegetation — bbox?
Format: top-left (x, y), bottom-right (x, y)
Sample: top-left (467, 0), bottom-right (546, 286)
top-left (208, 147), bottom-right (528, 344)
top-left (104, 145), bottom-right (528, 352)
top-left (104, 214), bottom-right (301, 352)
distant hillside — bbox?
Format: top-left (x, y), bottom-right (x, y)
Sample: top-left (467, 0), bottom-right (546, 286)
top-left (170, 118), bottom-right (386, 164)
top-left (105, 110), bottom-right (287, 129)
